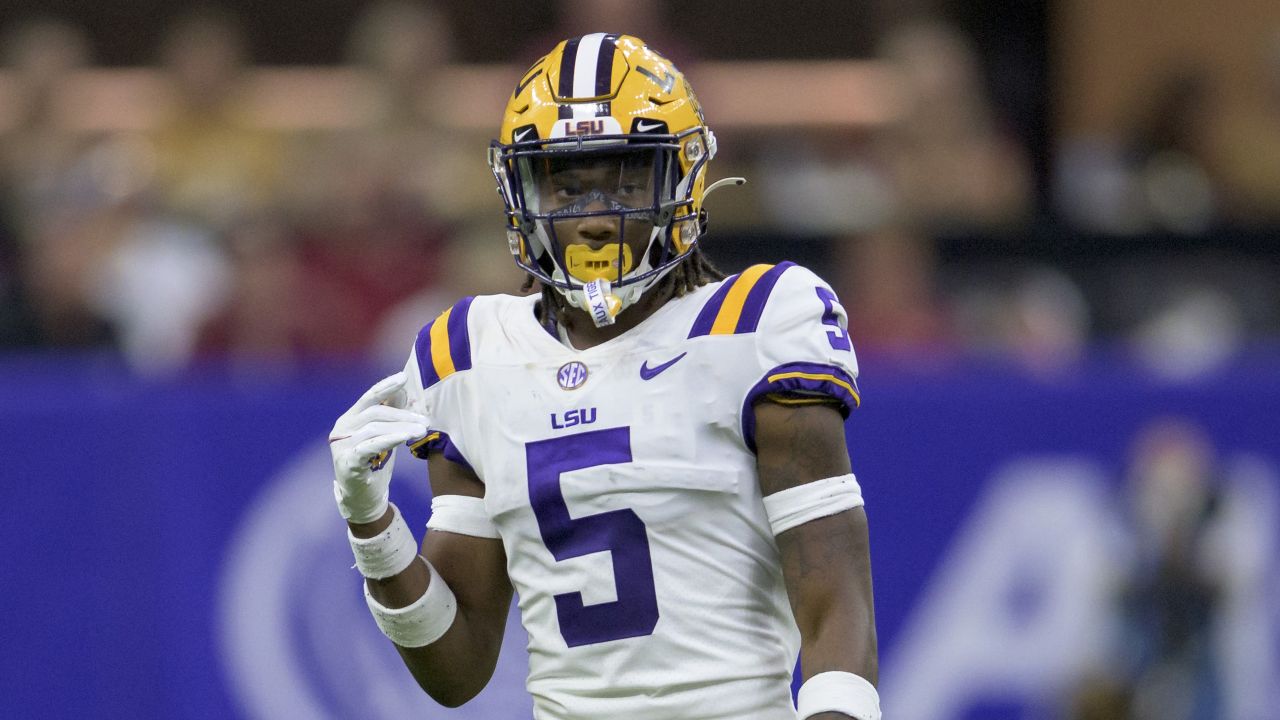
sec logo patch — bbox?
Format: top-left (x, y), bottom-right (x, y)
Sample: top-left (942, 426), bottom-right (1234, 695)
top-left (557, 361), bottom-right (588, 390)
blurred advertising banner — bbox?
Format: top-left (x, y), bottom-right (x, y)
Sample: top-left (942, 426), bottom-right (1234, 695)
top-left (1, 352), bottom-right (1277, 720)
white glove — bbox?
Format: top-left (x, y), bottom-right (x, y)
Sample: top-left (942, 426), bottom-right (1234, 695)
top-left (329, 371), bottom-right (429, 524)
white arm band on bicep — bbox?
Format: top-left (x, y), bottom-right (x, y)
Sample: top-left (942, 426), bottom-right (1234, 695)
top-left (364, 558), bottom-right (458, 648)
top-left (797, 671), bottom-right (881, 720)
top-left (762, 473), bottom-right (864, 536)
top-left (426, 494), bottom-right (500, 539)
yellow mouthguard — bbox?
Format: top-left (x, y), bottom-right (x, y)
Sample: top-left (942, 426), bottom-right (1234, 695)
top-left (565, 244), bottom-right (634, 282)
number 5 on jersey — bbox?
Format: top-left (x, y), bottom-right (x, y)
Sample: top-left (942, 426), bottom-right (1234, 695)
top-left (526, 427), bottom-right (660, 647)
top-left (817, 286), bottom-right (852, 351)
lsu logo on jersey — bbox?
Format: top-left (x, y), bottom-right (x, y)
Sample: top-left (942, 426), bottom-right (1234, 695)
top-left (550, 407), bottom-right (597, 430)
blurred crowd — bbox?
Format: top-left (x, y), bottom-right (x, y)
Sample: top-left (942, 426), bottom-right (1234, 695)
top-left (0, 4), bottom-right (487, 371)
top-left (1069, 416), bottom-right (1276, 720)
top-left (1, 2), bottom-right (1278, 376)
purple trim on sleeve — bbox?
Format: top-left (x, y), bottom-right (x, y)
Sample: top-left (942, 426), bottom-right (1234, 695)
top-left (407, 430), bottom-right (477, 477)
top-left (446, 296), bottom-right (475, 372)
top-left (734, 261), bottom-right (794, 334)
top-left (687, 274), bottom-right (739, 338)
top-left (414, 319), bottom-right (440, 388)
top-left (740, 361), bottom-right (861, 453)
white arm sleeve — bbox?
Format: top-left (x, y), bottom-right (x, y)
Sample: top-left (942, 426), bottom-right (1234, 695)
top-left (426, 494), bottom-right (500, 539)
top-left (797, 670), bottom-right (881, 720)
top-left (762, 473), bottom-right (864, 536)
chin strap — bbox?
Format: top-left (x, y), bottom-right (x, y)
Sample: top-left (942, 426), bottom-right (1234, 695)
top-left (574, 278), bottom-right (623, 328)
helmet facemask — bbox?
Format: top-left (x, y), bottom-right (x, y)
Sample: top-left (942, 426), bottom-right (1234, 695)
top-left (491, 131), bottom-right (709, 326)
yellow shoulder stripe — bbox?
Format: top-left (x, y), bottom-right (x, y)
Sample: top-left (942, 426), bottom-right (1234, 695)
top-left (709, 264), bottom-right (773, 335)
top-left (429, 307), bottom-right (456, 380)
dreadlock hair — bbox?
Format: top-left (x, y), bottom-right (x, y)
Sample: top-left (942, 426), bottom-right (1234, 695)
top-left (525, 245), bottom-right (724, 331)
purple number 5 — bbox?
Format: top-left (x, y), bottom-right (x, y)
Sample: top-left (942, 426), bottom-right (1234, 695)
top-left (816, 286), bottom-right (852, 351)
top-left (526, 427), bottom-right (659, 647)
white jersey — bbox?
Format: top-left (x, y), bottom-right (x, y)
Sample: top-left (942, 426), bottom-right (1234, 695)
top-left (403, 262), bottom-right (860, 720)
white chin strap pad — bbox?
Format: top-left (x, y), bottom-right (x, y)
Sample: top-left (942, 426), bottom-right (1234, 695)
top-left (575, 278), bottom-right (619, 327)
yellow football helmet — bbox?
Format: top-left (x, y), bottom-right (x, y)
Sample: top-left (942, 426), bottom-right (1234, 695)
top-left (489, 33), bottom-right (719, 325)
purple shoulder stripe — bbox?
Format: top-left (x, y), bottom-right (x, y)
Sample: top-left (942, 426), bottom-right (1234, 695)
top-left (734, 261), bottom-right (794, 333)
top-left (414, 296), bottom-right (476, 389)
top-left (688, 274), bottom-right (740, 338)
top-left (446, 296), bottom-right (475, 373)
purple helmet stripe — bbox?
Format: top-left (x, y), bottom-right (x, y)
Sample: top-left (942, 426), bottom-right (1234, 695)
top-left (740, 361), bottom-right (861, 452)
top-left (558, 36), bottom-right (581, 99)
top-left (687, 273), bottom-right (741, 338)
top-left (594, 34), bottom-right (618, 97)
top-left (734, 261), bottom-right (795, 334)
top-left (446, 295), bottom-right (475, 372)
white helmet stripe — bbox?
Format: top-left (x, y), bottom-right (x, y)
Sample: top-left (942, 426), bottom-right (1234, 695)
top-left (573, 33), bottom-right (607, 99)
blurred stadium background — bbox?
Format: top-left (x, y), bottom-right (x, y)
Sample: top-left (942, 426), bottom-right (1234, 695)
top-left (1, 1), bottom-right (1277, 719)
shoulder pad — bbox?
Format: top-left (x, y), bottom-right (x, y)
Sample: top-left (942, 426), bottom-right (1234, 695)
top-left (415, 296), bottom-right (476, 389)
top-left (687, 261), bottom-right (796, 338)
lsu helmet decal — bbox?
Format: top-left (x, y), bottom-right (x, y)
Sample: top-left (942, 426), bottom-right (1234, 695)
top-left (489, 34), bottom-right (723, 326)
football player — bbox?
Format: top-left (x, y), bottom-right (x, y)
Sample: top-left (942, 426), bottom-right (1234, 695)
top-left (329, 34), bottom-right (879, 720)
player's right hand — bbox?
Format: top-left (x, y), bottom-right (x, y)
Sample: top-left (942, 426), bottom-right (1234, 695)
top-left (329, 371), bottom-right (429, 525)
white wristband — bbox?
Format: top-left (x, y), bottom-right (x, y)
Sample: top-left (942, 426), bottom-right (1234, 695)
top-left (796, 671), bottom-right (881, 720)
top-left (364, 558), bottom-right (458, 648)
top-left (348, 503), bottom-right (419, 579)
top-left (763, 473), bottom-right (864, 536)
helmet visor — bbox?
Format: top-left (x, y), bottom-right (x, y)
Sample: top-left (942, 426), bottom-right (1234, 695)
top-left (522, 146), bottom-right (664, 218)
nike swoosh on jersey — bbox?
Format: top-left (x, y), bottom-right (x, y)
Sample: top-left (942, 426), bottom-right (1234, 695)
top-left (639, 352), bottom-right (687, 380)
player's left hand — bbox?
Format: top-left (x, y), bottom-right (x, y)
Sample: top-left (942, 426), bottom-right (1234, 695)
top-left (329, 371), bottom-right (429, 524)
